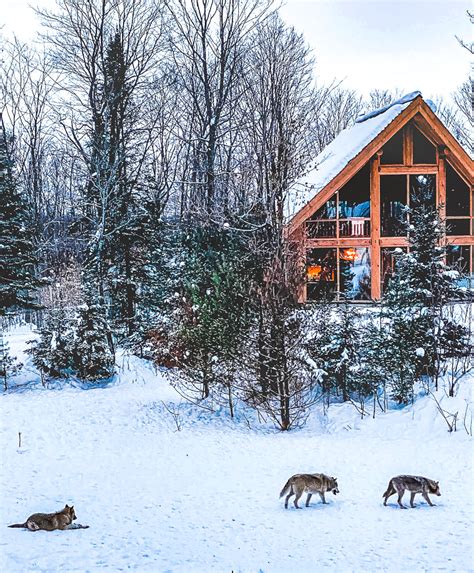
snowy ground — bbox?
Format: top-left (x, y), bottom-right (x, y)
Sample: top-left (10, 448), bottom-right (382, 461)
top-left (1, 326), bottom-right (473, 573)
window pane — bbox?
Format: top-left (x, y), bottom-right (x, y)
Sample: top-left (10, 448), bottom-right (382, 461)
top-left (413, 128), bottom-right (436, 164)
top-left (338, 164), bottom-right (370, 218)
top-left (446, 219), bottom-right (471, 236)
top-left (447, 245), bottom-right (470, 274)
top-left (409, 174), bottom-right (436, 208)
top-left (339, 247), bottom-right (371, 300)
top-left (381, 247), bottom-right (407, 293)
top-left (446, 163), bottom-right (470, 216)
top-left (380, 130), bottom-right (403, 164)
top-left (446, 245), bottom-right (471, 288)
top-left (306, 248), bottom-right (337, 300)
top-left (338, 164), bottom-right (370, 237)
top-left (307, 198), bottom-right (337, 238)
top-left (381, 175), bottom-right (407, 236)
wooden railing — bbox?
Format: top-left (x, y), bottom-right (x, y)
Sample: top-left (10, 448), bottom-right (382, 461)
top-left (306, 218), bottom-right (370, 239)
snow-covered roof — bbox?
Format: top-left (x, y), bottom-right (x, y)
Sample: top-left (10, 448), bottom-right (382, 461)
top-left (286, 91), bottom-right (422, 221)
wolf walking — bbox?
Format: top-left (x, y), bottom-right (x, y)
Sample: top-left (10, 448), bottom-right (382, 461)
top-left (8, 504), bottom-right (89, 531)
top-left (382, 475), bottom-right (441, 509)
top-left (280, 473), bottom-right (339, 509)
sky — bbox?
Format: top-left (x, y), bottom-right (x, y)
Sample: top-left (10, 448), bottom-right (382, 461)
top-left (1, 0), bottom-right (472, 102)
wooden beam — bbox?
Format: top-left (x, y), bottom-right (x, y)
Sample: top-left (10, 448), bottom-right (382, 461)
top-left (370, 154), bottom-right (381, 300)
top-left (413, 109), bottom-right (473, 185)
top-left (306, 238), bottom-right (371, 247)
top-left (445, 236), bottom-right (474, 246)
top-left (379, 237), bottom-right (410, 248)
top-left (287, 98), bottom-right (425, 234)
top-left (403, 124), bottom-right (413, 166)
top-left (379, 165), bottom-right (438, 174)
top-left (437, 151), bottom-right (447, 234)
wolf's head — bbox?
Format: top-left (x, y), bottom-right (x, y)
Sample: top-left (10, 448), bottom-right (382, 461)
top-left (330, 477), bottom-right (339, 495)
top-left (429, 481), bottom-right (441, 496)
top-left (64, 504), bottom-right (77, 520)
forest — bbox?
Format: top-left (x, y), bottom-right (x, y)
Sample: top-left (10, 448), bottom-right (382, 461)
top-left (0, 0), bottom-right (472, 430)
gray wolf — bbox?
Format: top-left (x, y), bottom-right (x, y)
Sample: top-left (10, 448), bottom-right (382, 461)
top-left (279, 473), bottom-right (339, 509)
top-left (8, 504), bottom-right (89, 530)
top-left (383, 475), bottom-right (441, 508)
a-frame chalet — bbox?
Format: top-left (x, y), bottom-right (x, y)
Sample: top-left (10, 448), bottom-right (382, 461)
top-left (287, 92), bottom-right (473, 302)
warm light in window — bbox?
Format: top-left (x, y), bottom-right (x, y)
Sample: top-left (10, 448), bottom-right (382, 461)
top-left (340, 248), bottom-right (358, 261)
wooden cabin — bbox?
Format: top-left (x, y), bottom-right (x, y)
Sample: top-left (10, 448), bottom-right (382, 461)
top-left (287, 92), bottom-right (474, 302)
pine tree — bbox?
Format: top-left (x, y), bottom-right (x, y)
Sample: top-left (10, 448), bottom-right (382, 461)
top-left (381, 183), bottom-right (468, 402)
top-left (308, 300), bottom-right (363, 402)
top-left (28, 307), bottom-right (75, 381)
top-left (0, 331), bottom-right (21, 391)
top-left (72, 279), bottom-right (115, 381)
top-left (0, 114), bottom-right (44, 314)
top-left (171, 224), bottom-right (257, 400)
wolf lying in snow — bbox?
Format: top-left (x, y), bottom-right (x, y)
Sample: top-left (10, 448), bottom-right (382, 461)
top-left (8, 504), bottom-right (89, 531)
top-left (280, 473), bottom-right (339, 509)
top-left (383, 475), bottom-right (441, 509)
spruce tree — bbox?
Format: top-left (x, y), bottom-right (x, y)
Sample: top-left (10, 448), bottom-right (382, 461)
top-left (28, 307), bottom-right (75, 380)
top-left (0, 331), bottom-right (21, 391)
top-left (0, 114), bottom-right (43, 314)
top-left (382, 183), bottom-right (468, 402)
top-left (72, 279), bottom-right (115, 381)
top-left (308, 300), bottom-right (363, 402)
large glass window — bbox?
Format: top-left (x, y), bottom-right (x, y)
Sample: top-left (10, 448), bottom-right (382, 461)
top-left (446, 245), bottom-right (472, 288)
top-left (446, 163), bottom-right (471, 236)
top-left (338, 164), bottom-right (370, 238)
top-left (381, 247), bottom-right (407, 293)
top-left (306, 199), bottom-right (337, 238)
top-left (409, 174), bottom-right (436, 208)
top-left (380, 130), bottom-right (403, 164)
top-left (339, 247), bottom-right (371, 300)
top-left (381, 175), bottom-right (407, 236)
top-left (306, 248), bottom-right (337, 300)
top-left (413, 128), bottom-right (436, 164)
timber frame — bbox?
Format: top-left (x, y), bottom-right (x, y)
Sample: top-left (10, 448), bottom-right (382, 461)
top-left (287, 95), bottom-right (474, 302)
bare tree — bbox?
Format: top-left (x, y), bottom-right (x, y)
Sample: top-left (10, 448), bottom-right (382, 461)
top-left (164, 0), bottom-right (273, 220)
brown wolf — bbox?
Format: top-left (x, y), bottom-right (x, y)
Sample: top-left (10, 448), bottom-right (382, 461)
top-left (382, 475), bottom-right (441, 509)
top-left (279, 473), bottom-right (339, 509)
top-left (8, 504), bottom-right (89, 531)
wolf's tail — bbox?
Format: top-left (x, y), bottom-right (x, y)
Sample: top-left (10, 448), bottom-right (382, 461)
top-left (8, 523), bottom-right (26, 528)
top-left (382, 479), bottom-right (394, 498)
top-left (279, 478), bottom-right (293, 498)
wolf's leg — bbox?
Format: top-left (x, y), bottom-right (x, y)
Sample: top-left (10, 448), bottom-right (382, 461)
top-left (422, 492), bottom-right (435, 506)
top-left (66, 523), bottom-right (90, 529)
top-left (293, 491), bottom-right (303, 509)
top-left (318, 492), bottom-right (327, 504)
top-left (397, 489), bottom-right (406, 509)
top-left (285, 490), bottom-right (294, 509)
top-left (410, 492), bottom-right (417, 508)
top-left (305, 493), bottom-right (312, 507)
top-left (26, 520), bottom-right (40, 531)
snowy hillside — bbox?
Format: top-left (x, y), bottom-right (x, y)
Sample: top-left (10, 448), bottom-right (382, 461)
top-left (1, 326), bottom-right (473, 573)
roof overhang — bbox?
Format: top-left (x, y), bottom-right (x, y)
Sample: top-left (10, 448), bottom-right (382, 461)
top-left (287, 96), bottom-right (473, 236)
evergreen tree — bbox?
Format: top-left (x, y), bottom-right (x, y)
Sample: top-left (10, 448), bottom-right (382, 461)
top-left (308, 300), bottom-right (363, 402)
top-left (172, 224), bottom-right (257, 400)
top-left (0, 114), bottom-right (43, 314)
top-left (0, 331), bottom-right (21, 391)
top-left (382, 184), bottom-right (468, 402)
top-left (27, 307), bottom-right (75, 380)
top-left (72, 279), bottom-right (115, 381)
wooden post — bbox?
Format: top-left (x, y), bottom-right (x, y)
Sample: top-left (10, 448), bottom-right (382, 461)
top-left (403, 124), bottom-right (413, 166)
top-left (370, 152), bottom-right (382, 300)
top-left (438, 147), bottom-right (447, 248)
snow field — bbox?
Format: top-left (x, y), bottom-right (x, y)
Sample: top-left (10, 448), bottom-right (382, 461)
top-left (0, 327), bottom-right (473, 572)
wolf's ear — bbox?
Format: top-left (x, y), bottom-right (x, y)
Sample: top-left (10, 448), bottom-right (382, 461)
top-left (65, 504), bottom-right (70, 509)
top-left (435, 481), bottom-right (439, 485)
